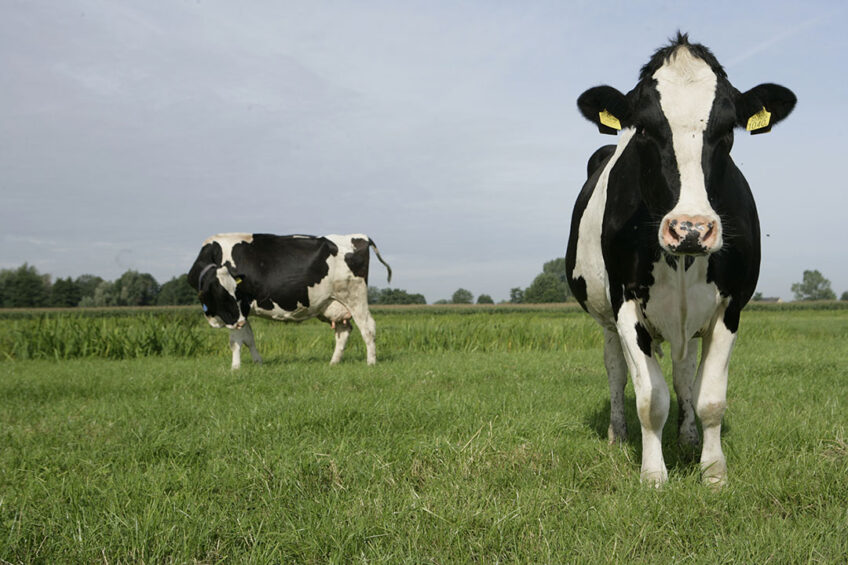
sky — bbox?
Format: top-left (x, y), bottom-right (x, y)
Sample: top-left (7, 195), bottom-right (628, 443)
top-left (2, 1), bottom-right (846, 302)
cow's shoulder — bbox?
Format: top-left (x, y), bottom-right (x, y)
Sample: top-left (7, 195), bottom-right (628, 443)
top-left (587, 145), bottom-right (616, 178)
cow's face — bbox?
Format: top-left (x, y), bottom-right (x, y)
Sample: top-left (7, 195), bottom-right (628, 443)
top-left (577, 36), bottom-right (795, 257)
top-left (197, 266), bottom-right (247, 329)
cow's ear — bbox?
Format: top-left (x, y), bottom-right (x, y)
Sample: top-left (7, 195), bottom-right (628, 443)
top-left (577, 86), bottom-right (630, 135)
top-left (737, 83), bottom-right (796, 135)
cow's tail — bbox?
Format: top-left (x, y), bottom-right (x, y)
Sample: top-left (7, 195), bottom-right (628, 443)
top-left (368, 238), bottom-right (392, 283)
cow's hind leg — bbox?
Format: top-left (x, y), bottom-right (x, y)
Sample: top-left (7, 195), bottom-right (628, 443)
top-left (673, 339), bottom-right (700, 458)
top-left (604, 327), bottom-right (628, 444)
top-left (616, 301), bottom-right (669, 485)
top-left (348, 303), bottom-right (377, 365)
top-left (329, 320), bottom-right (352, 365)
top-left (228, 321), bottom-right (262, 370)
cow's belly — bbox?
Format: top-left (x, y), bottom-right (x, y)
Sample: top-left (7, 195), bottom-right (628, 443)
top-left (250, 279), bottom-right (335, 322)
top-left (251, 302), bottom-right (317, 321)
top-left (643, 257), bottom-right (723, 358)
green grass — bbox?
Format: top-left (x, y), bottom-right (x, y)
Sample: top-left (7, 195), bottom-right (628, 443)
top-left (1, 307), bottom-right (847, 563)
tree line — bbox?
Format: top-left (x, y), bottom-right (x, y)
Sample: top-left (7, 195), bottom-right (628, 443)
top-left (1, 262), bottom-right (844, 309)
top-left (0, 264), bottom-right (196, 308)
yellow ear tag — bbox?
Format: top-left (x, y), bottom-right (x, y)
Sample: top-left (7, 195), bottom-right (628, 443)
top-left (599, 109), bottom-right (621, 130)
top-left (235, 277), bottom-right (243, 285)
top-left (746, 107), bottom-right (771, 131)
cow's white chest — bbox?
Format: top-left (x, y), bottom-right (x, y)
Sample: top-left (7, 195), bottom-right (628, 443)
top-left (572, 129), bottom-right (636, 326)
top-left (643, 256), bottom-right (722, 360)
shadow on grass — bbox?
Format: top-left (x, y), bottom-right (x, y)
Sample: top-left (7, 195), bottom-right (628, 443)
top-left (251, 349), bottom-right (403, 367)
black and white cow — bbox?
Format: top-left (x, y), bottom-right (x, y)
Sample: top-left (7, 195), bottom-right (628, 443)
top-left (187, 233), bottom-right (392, 367)
top-left (565, 33), bottom-right (795, 485)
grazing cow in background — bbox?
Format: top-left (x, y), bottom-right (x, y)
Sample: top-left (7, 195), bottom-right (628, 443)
top-left (187, 233), bottom-right (392, 367)
top-left (565, 33), bottom-right (795, 485)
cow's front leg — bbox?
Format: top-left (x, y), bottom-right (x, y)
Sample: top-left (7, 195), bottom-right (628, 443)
top-left (603, 327), bottom-right (628, 443)
top-left (228, 321), bottom-right (262, 370)
top-left (617, 301), bottom-right (669, 485)
top-left (672, 339), bottom-right (700, 457)
top-left (329, 320), bottom-right (352, 365)
top-left (693, 310), bottom-right (735, 486)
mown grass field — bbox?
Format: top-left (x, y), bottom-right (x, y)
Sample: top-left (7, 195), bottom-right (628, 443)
top-left (1, 305), bottom-right (847, 563)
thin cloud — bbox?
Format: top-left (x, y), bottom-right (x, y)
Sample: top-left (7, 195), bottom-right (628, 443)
top-left (725, 10), bottom-right (841, 67)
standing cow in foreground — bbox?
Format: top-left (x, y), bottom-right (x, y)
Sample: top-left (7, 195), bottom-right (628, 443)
top-left (565, 33), bottom-right (795, 485)
top-left (188, 233), bottom-right (392, 367)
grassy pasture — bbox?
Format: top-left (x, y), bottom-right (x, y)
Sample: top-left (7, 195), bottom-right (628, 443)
top-left (1, 305), bottom-right (847, 563)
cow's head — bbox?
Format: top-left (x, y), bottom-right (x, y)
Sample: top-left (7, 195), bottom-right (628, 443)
top-left (577, 33), bottom-right (796, 256)
top-left (196, 264), bottom-right (248, 329)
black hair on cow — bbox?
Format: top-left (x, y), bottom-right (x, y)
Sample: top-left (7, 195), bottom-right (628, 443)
top-left (639, 31), bottom-right (727, 81)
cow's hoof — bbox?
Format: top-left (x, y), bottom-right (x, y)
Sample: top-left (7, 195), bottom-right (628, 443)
top-left (607, 423), bottom-right (627, 445)
top-left (678, 432), bottom-right (700, 463)
top-left (701, 459), bottom-right (727, 487)
top-left (640, 468), bottom-right (668, 487)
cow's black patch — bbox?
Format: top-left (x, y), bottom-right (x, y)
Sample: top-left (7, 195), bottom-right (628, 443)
top-left (345, 238), bottom-right (371, 281)
top-left (635, 322), bottom-right (653, 356)
top-left (231, 234), bottom-right (339, 312)
top-left (187, 242), bottom-right (222, 289)
top-left (723, 301), bottom-right (741, 334)
top-left (601, 151), bottom-right (659, 320)
top-left (586, 145), bottom-right (616, 178)
top-left (571, 276), bottom-right (588, 312)
top-left (187, 242), bottom-right (241, 325)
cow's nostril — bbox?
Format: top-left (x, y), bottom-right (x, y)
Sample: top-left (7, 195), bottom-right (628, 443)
top-left (667, 220), bottom-right (681, 241)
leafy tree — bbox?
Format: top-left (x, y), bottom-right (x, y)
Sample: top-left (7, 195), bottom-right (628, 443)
top-left (50, 277), bottom-right (82, 307)
top-left (79, 280), bottom-right (117, 307)
top-left (476, 294), bottom-right (494, 304)
top-left (523, 258), bottom-right (571, 303)
top-left (524, 272), bottom-right (567, 303)
top-left (113, 270), bottom-right (159, 306)
top-left (75, 274), bottom-right (104, 301)
top-left (842, 291), bottom-right (848, 301)
top-left (752, 291), bottom-right (764, 301)
top-left (0, 264), bottom-right (50, 307)
top-left (157, 274), bottom-right (197, 305)
top-left (451, 288), bottom-right (473, 304)
top-left (368, 286), bottom-right (427, 305)
top-left (509, 287), bottom-right (525, 304)
top-left (791, 270), bottom-right (836, 301)
top-left (513, 258), bottom-right (572, 304)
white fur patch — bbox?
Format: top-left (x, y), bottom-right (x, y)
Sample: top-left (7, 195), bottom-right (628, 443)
top-left (203, 233), bottom-right (253, 266)
top-left (653, 47), bottom-right (719, 222)
top-left (572, 128), bottom-right (636, 325)
top-left (643, 257), bottom-right (722, 361)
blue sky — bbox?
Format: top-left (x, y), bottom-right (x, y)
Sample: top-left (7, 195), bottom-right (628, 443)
top-left (2, 1), bottom-right (845, 301)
